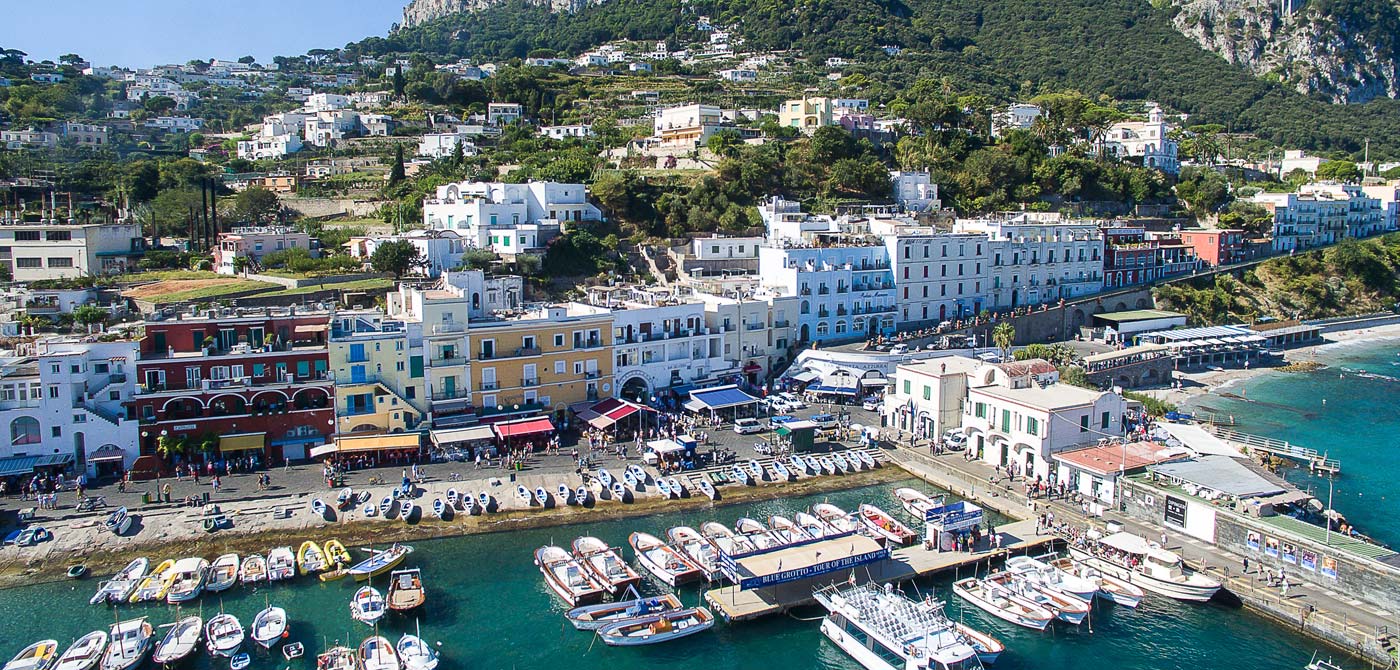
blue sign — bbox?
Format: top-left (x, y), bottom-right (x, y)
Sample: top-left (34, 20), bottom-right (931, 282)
top-left (925, 501), bottom-right (983, 533)
top-left (737, 547), bottom-right (890, 590)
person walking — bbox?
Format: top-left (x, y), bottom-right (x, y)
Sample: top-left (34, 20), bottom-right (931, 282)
top-left (1242, 556), bottom-right (1250, 574)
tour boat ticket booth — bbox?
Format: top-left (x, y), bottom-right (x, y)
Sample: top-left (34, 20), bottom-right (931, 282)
top-left (707, 532), bottom-right (890, 621)
top-left (924, 499), bottom-right (984, 551)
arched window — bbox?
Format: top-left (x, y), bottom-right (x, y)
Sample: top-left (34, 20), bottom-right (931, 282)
top-left (816, 322), bottom-right (830, 336)
top-left (10, 416), bottom-right (40, 446)
top-left (800, 300), bottom-right (810, 315)
top-left (835, 321), bottom-right (847, 335)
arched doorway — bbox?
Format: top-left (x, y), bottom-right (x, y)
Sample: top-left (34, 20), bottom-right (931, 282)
top-left (620, 376), bottom-right (650, 402)
top-left (800, 324), bottom-right (810, 342)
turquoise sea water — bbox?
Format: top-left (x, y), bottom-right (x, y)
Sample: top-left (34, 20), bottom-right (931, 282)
top-left (1186, 337), bottom-right (1400, 548)
top-left (0, 480), bottom-right (1340, 670)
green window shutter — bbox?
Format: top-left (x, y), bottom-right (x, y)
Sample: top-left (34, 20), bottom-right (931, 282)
top-left (410, 355), bottom-right (424, 378)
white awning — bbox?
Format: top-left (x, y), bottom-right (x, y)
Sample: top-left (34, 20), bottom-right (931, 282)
top-left (431, 425), bottom-right (496, 445)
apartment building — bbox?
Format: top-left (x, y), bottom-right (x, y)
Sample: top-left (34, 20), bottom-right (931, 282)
top-left (1101, 226), bottom-right (1201, 289)
top-left (652, 104), bottom-right (728, 150)
top-left (584, 286), bottom-right (731, 400)
top-left (214, 226), bottom-right (313, 275)
top-left (883, 356), bottom-right (982, 440)
top-left (469, 304), bottom-right (614, 421)
top-left (1253, 183), bottom-right (1387, 252)
top-left (327, 310), bottom-right (427, 437)
top-left (758, 244), bottom-right (897, 344)
top-left (886, 231), bottom-right (988, 327)
top-left (0, 217), bottom-right (146, 281)
top-left (697, 290), bottom-right (800, 387)
top-left (778, 95), bottom-right (835, 133)
top-left (421, 180), bottom-right (601, 255)
top-left (953, 214), bottom-right (1104, 308)
top-left (1177, 229), bottom-right (1248, 266)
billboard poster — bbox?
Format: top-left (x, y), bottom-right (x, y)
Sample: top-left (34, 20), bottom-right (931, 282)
top-left (1246, 531), bottom-right (1260, 552)
top-left (1281, 542), bottom-right (1298, 564)
top-left (1264, 536), bottom-right (1279, 558)
top-left (1320, 557), bottom-right (1338, 579)
top-left (1300, 550), bottom-right (1317, 571)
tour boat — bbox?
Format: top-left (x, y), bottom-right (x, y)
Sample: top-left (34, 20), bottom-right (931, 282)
top-left (667, 477), bottom-right (685, 497)
top-left (101, 619), bottom-right (152, 670)
top-left (5, 640), bottom-right (58, 670)
top-left (431, 498), bottom-right (446, 520)
top-left (357, 636), bottom-right (398, 670)
top-left (152, 617), bottom-right (201, 667)
top-left (656, 479), bottom-right (673, 499)
top-left (790, 455), bottom-right (810, 475)
top-left (104, 508), bottom-right (131, 536)
top-left (1052, 557), bottom-right (1143, 607)
top-left (747, 459), bottom-right (765, 482)
top-left (311, 499), bottom-right (328, 518)
top-left (574, 486), bottom-right (589, 505)
top-left (445, 489), bottom-right (460, 508)
top-left (629, 532), bottom-right (703, 586)
top-left (534, 545), bottom-right (607, 607)
top-left (566, 593), bottom-right (681, 631)
top-left (813, 503), bottom-right (864, 536)
top-left (91, 558), bottom-right (147, 605)
top-left (814, 581), bottom-right (986, 670)
top-left (203, 615), bottom-right (243, 658)
top-left (572, 536), bottom-right (643, 596)
top-left (894, 487), bottom-right (939, 521)
top-left (952, 577), bottom-right (1054, 631)
top-left (793, 512), bottom-right (831, 540)
top-left (336, 488), bottom-right (354, 510)
top-left (534, 487), bottom-right (549, 507)
top-left (298, 541), bottom-right (328, 574)
top-left (697, 480), bottom-right (717, 500)
top-left (129, 560), bottom-right (176, 603)
top-left (1005, 555), bottom-right (1098, 602)
top-left (399, 501), bottom-right (416, 522)
top-left (206, 554), bottom-right (239, 593)
top-left (701, 521), bottom-right (757, 556)
top-left (477, 492), bottom-right (491, 511)
top-left (315, 647), bottom-right (357, 670)
top-left (396, 634), bottom-right (438, 670)
top-left (378, 497), bottom-right (394, 517)
top-left (858, 504), bottom-right (918, 546)
top-left (557, 484), bottom-right (573, 505)
top-left (610, 481), bottom-right (629, 502)
top-left (986, 570), bottom-right (1089, 625)
top-left (238, 554), bottom-right (267, 584)
top-left (818, 456), bottom-right (837, 475)
top-left (596, 607), bottom-right (715, 646)
top-left (731, 465), bottom-right (752, 485)
top-left (350, 586), bottom-right (386, 625)
top-left (266, 547), bottom-right (296, 581)
top-left (666, 526), bottom-right (724, 582)
top-left (735, 517), bottom-right (784, 550)
top-left (54, 632), bottom-right (106, 670)
top-left (229, 653), bottom-right (249, 670)
top-left (1068, 532), bottom-right (1221, 602)
top-left (250, 607), bottom-right (287, 649)
top-left (772, 460), bottom-right (792, 481)
top-left (347, 544), bottom-right (413, 581)
top-left (768, 515), bottom-right (815, 543)
top-left (856, 450), bottom-right (877, 469)
top-left (165, 557), bottom-right (209, 604)
top-left (387, 568), bottom-right (426, 611)
top-left (324, 540), bottom-right (352, 567)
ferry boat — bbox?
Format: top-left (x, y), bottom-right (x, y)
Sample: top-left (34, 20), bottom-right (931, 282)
top-left (1068, 532), bottom-right (1221, 602)
top-left (814, 582), bottom-right (987, 670)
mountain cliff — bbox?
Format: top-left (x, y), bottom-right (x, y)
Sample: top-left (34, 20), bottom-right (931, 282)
top-left (401, 0), bottom-right (604, 28)
top-left (1167, 0), bottom-right (1400, 103)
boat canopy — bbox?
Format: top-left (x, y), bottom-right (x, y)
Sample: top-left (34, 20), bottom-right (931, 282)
top-left (1098, 532), bottom-right (1154, 555)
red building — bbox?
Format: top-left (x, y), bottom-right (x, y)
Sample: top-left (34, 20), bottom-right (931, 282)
top-left (1101, 227), bottom-right (1203, 288)
top-left (131, 306), bottom-right (334, 467)
top-left (1178, 229), bottom-right (1247, 266)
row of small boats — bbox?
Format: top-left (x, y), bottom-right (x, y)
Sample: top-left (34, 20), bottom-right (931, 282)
top-left (319, 634), bottom-right (438, 670)
top-left (722, 450), bottom-right (877, 489)
top-left (90, 540), bottom-right (354, 606)
top-left (952, 554), bottom-right (1146, 631)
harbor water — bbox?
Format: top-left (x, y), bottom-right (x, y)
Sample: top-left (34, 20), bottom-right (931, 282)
top-left (0, 480), bottom-right (1338, 669)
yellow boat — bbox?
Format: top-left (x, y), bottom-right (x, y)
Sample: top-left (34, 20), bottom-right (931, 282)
top-left (297, 540), bottom-right (328, 574)
top-left (323, 539), bottom-right (351, 567)
top-left (318, 568), bottom-right (348, 583)
top-left (129, 559), bottom-right (175, 602)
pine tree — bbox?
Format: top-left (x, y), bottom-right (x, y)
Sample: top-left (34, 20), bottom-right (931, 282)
top-left (389, 145), bottom-right (405, 185)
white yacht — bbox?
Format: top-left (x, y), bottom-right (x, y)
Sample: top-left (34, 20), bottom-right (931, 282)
top-left (1068, 532), bottom-right (1221, 602)
top-left (815, 582), bottom-right (987, 670)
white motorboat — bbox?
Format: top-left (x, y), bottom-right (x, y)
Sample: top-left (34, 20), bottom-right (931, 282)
top-left (987, 571), bottom-right (1089, 625)
top-left (772, 460), bottom-right (792, 481)
top-left (250, 606), bottom-right (287, 649)
top-left (101, 619), bottom-right (153, 670)
top-left (104, 508), bottom-right (131, 536)
top-left (557, 483), bottom-right (573, 505)
top-left (768, 515), bottom-right (814, 543)
top-left (565, 594), bottom-right (683, 631)
top-left (952, 577), bottom-right (1054, 631)
top-left (350, 586), bottom-right (386, 625)
top-left (793, 512), bottom-right (830, 540)
top-left (596, 608), bottom-right (715, 646)
top-left (656, 479), bottom-right (673, 499)
top-left (238, 554), bottom-right (267, 584)
top-left (203, 614), bottom-right (243, 659)
top-left (1053, 557), bottom-right (1144, 607)
top-left (734, 517), bottom-right (784, 550)
top-left (396, 634), bottom-right (438, 670)
top-left (747, 459), bottom-right (764, 482)
top-left (814, 581), bottom-right (986, 670)
top-left (206, 554), bottom-right (239, 593)
top-left (666, 526), bottom-right (724, 582)
top-left (152, 616), bottom-right (202, 666)
top-left (400, 501), bottom-right (416, 521)
top-left (5, 641), bottom-right (58, 670)
top-left (812, 503), bottom-right (863, 535)
top-left (629, 532), bottom-right (703, 586)
top-left (893, 487), bottom-right (938, 520)
top-left (90, 558), bottom-right (147, 605)
top-left (790, 455), bottom-right (810, 475)
top-left (697, 480), bottom-right (717, 500)
top-left (266, 547), bottom-right (295, 581)
top-left (1006, 555), bottom-right (1098, 602)
top-left (535, 545), bottom-right (607, 607)
top-left (667, 477), bottom-right (685, 497)
top-left (573, 536), bottom-right (643, 596)
top-left (164, 557), bottom-right (209, 604)
top-left (347, 544), bottom-right (413, 581)
top-left (534, 487), bottom-right (549, 507)
top-left (731, 465), bottom-right (752, 485)
top-left (358, 636), bottom-right (398, 670)
top-left (1068, 531), bottom-right (1221, 602)
top-left (54, 632), bottom-right (106, 670)
top-left (858, 504), bottom-right (918, 546)
top-left (701, 521), bottom-right (757, 556)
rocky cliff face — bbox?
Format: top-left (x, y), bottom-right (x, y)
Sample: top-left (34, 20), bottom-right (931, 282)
top-left (1168, 0), bottom-right (1400, 103)
top-left (400, 0), bottom-right (606, 28)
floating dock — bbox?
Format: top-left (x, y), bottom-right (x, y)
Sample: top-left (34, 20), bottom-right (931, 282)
top-left (704, 518), bottom-right (1055, 621)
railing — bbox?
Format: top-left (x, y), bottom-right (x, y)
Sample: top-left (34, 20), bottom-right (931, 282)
top-left (431, 389), bottom-right (470, 401)
top-left (773, 320), bottom-right (790, 328)
top-left (478, 351), bottom-right (495, 361)
top-left (584, 371), bottom-right (601, 379)
top-left (505, 346), bottom-right (541, 359)
top-left (480, 381), bottom-right (499, 391)
top-left (521, 377), bottom-right (539, 387)
top-left (1208, 426), bottom-right (1341, 474)
top-left (431, 322), bottom-right (466, 334)
top-left (432, 355), bottom-right (469, 367)
top-left (573, 338), bottom-right (603, 349)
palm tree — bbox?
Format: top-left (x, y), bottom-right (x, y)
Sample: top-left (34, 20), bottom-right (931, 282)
top-left (993, 321), bottom-right (1016, 362)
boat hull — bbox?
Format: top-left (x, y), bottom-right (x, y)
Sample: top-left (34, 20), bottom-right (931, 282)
top-left (1067, 548), bottom-right (1219, 602)
top-left (952, 580), bottom-right (1051, 631)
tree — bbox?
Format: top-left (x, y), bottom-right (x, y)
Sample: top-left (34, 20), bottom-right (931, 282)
top-left (706, 129), bottom-right (743, 159)
top-left (58, 53), bottom-right (84, 66)
top-left (389, 145), bottom-right (406, 186)
top-left (73, 305), bottom-right (107, 330)
top-left (456, 248), bottom-right (497, 271)
top-left (226, 187), bottom-right (281, 225)
top-left (231, 256), bottom-right (250, 276)
top-left (392, 65), bottom-right (406, 99)
top-left (992, 321), bottom-right (1015, 362)
top-left (142, 96), bottom-right (178, 114)
top-left (369, 239), bottom-right (426, 278)
top-left (1316, 160), bottom-right (1362, 183)
top-left (238, 55), bottom-right (256, 65)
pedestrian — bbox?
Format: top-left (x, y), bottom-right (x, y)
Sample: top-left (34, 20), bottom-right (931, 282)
top-left (1160, 532), bottom-right (1168, 548)
top-left (1242, 556), bottom-right (1250, 574)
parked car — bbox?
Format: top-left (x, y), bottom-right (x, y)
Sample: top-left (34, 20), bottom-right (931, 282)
top-left (861, 397), bottom-right (881, 411)
top-left (733, 418), bottom-right (765, 435)
top-left (768, 415), bottom-right (797, 429)
top-left (890, 344), bottom-right (910, 355)
top-left (943, 428), bottom-right (968, 450)
top-left (809, 413), bottom-right (839, 429)
top-left (778, 392), bottom-right (806, 409)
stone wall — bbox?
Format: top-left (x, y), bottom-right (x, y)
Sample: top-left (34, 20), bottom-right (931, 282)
top-left (1085, 355), bottom-right (1176, 388)
top-left (956, 286), bottom-right (1157, 347)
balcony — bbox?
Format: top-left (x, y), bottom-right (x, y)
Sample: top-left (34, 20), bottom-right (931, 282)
top-left (336, 373), bottom-right (383, 386)
top-left (432, 389), bottom-right (470, 402)
top-left (817, 287), bottom-right (830, 295)
top-left (504, 346), bottom-right (541, 359)
top-left (432, 354), bottom-right (470, 367)
top-left (430, 322), bottom-right (466, 334)
top-left (573, 337), bottom-right (603, 350)
top-left (521, 377), bottom-right (539, 387)
top-left (584, 371), bottom-right (601, 380)
top-left (773, 320), bottom-right (790, 328)
top-left (480, 381), bottom-right (500, 391)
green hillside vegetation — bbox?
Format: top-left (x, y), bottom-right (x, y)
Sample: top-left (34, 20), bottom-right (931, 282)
top-left (1154, 234), bottom-right (1400, 323)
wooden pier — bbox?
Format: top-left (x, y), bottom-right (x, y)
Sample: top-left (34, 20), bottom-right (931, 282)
top-left (704, 518), bottom-right (1055, 621)
top-left (1207, 426), bottom-right (1341, 474)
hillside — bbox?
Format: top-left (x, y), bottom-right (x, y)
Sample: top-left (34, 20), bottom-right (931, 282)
top-left (366, 0), bottom-right (1400, 158)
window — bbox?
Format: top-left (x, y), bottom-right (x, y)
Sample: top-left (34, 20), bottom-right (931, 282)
top-left (1101, 411), bottom-right (1110, 429)
top-left (555, 361), bottom-right (565, 374)
top-left (48, 258), bottom-right (74, 268)
top-left (45, 230), bottom-right (71, 241)
top-left (903, 380), bottom-right (911, 394)
top-left (51, 426), bottom-right (62, 438)
top-left (1027, 417), bottom-right (1039, 435)
top-left (10, 417), bottom-right (40, 446)
top-left (553, 334), bottom-right (564, 347)
top-left (109, 390), bottom-right (120, 401)
top-left (975, 402), bottom-right (986, 418)
top-left (14, 231), bottom-right (40, 241)
top-left (1080, 415), bottom-right (1089, 432)
top-left (1001, 409), bottom-right (1011, 433)
top-left (922, 385), bottom-right (931, 401)
top-left (15, 258), bottom-right (41, 268)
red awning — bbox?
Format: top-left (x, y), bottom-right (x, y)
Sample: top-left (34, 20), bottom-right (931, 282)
top-left (605, 405), bottom-right (639, 422)
top-left (493, 417), bottom-right (555, 439)
top-left (743, 363), bottom-right (762, 372)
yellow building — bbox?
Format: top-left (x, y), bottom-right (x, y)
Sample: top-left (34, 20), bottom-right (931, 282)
top-left (327, 309), bottom-right (427, 435)
top-left (469, 304), bottom-right (614, 419)
top-left (779, 94), bottom-right (834, 134)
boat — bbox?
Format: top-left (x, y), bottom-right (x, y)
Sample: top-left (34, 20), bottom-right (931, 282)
top-left (788, 455), bottom-right (808, 475)
top-left (337, 488), bottom-right (355, 510)
top-left (1005, 555), bottom-right (1098, 602)
top-left (362, 502), bottom-right (377, 517)
top-left (516, 484), bottom-right (531, 502)
top-left (629, 532), bottom-right (703, 586)
top-left (206, 554), bottom-right (239, 593)
top-left (534, 545), bottom-right (607, 607)
top-left (697, 480), bottom-right (717, 500)
top-left (104, 508), bottom-right (131, 536)
top-left (734, 517), bottom-right (783, 550)
top-left (4, 641), bottom-right (58, 670)
top-left (858, 504), bottom-right (918, 546)
top-left (598, 469), bottom-right (614, 488)
top-left (574, 486), bottom-right (589, 505)
top-left (813, 503), bottom-right (863, 536)
top-left (463, 494), bottom-right (477, 514)
top-left (54, 632), bottom-right (106, 670)
top-left (1053, 557), bottom-right (1144, 608)
top-left (346, 544), bottom-right (412, 581)
top-left (772, 460), bottom-right (792, 481)
top-left (350, 586), bottom-right (386, 625)
top-left (378, 497), bottom-right (394, 517)
top-left (701, 521), bottom-right (757, 556)
top-left (102, 619), bottom-right (153, 670)
top-left (311, 499), bottom-right (328, 518)
top-left (239, 554), bottom-right (267, 584)
top-left (152, 616), bottom-right (202, 666)
top-left (299, 541), bottom-right (329, 574)
top-left (627, 465), bottom-right (647, 487)
top-left (203, 615), bottom-right (243, 659)
top-left (623, 468), bottom-right (638, 488)
top-left (357, 636), bottom-right (398, 670)
top-left (572, 536), bottom-right (644, 596)
top-left (793, 512), bottom-right (830, 540)
top-left (534, 487), bottom-right (549, 507)
top-left (249, 606), bottom-right (287, 649)
top-left (667, 477), bottom-right (685, 497)
top-left (610, 481), bottom-right (629, 502)
top-left (666, 527), bottom-right (724, 582)
top-left (445, 489), bottom-right (460, 508)
top-left (955, 622), bottom-right (1005, 665)
top-left (315, 647), bottom-right (356, 670)
top-left (830, 454), bottom-right (848, 473)
top-left (90, 558), bottom-right (147, 605)
top-left (565, 594), bottom-right (684, 631)
top-left (768, 515), bottom-right (814, 543)
top-left (431, 498), bottom-right (446, 519)
top-left (281, 643), bottom-right (303, 661)
top-left (266, 547), bottom-right (296, 581)
top-left (557, 484), bottom-right (572, 505)
top-left (229, 653), bottom-right (249, 670)
top-left (386, 568), bottom-right (426, 611)
top-left (399, 501), bottom-right (416, 522)
top-left (1068, 531), bottom-right (1221, 602)
top-left (129, 560), bottom-right (175, 603)
top-left (987, 570), bottom-right (1089, 625)
top-left (894, 487), bottom-right (939, 520)
top-left (324, 540), bottom-right (352, 568)
top-left (856, 450), bottom-right (877, 469)
top-left (804, 455), bottom-right (822, 474)
top-left (164, 557), bottom-right (209, 604)
top-left (747, 459), bottom-right (764, 482)
top-left (814, 581), bottom-right (986, 670)
top-left (656, 478), bottom-right (673, 499)
top-left (731, 465), bottom-right (752, 485)
top-left (477, 492), bottom-right (491, 511)
top-left (1306, 653), bottom-right (1347, 670)
top-left (838, 452), bottom-right (862, 471)
top-left (596, 607), bottom-right (715, 646)
top-left (952, 577), bottom-right (1053, 631)
top-left (396, 634), bottom-right (438, 670)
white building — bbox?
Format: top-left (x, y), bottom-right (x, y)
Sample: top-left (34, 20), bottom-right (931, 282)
top-left (303, 110), bottom-right (359, 147)
top-left (1, 129), bottom-right (59, 150)
top-left (539, 124), bottom-right (593, 140)
top-left (213, 226), bottom-right (314, 275)
top-left (418, 132), bottom-right (479, 159)
top-left (1103, 105), bottom-right (1179, 174)
top-left (991, 103), bottom-right (1043, 138)
top-left (60, 122), bottom-right (110, 147)
top-left (0, 218), bottom-right (145, 281)
top-left (441, 269), bottom-right (524, 318)
top-left (305, 93), bottom-right (352, 112)
top-left (350, 230), bottom-right (471, 278)
top-left (143, 116), bottom-right (205, 132)
top-left (1361, 184), bottom-right (1400, 233)
top-left (652, 104), bottom-right (728, 150)
top-left (585, 286), bottom-right (732, 399)
top-left (953, 214), bottom-right (1104, 309)
top-left (886, 231), bottom-right (988, 327)
top-left (422, 180), bottom-right (601, 255)
top-left (697, 289), bottom-right (799, 386)
top-left (758, 197), bottom-right (840, 243)
top-left (238, 133), bottom-right (302, 160)
top-left (716, 69), bottom-right (757, 82)
top-left (883, 356), bottom-right (982, 440)
top-left (890, 170), bottom-right (940, 212)
top-left (1253, 183), bottom-right (1387, 252)
top-left (487, 103), bottom-right (524, 126)
top-left (1279, 150), bottom-right (1324, 178)
top-left (759, 244), bottom-right (897, 344)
